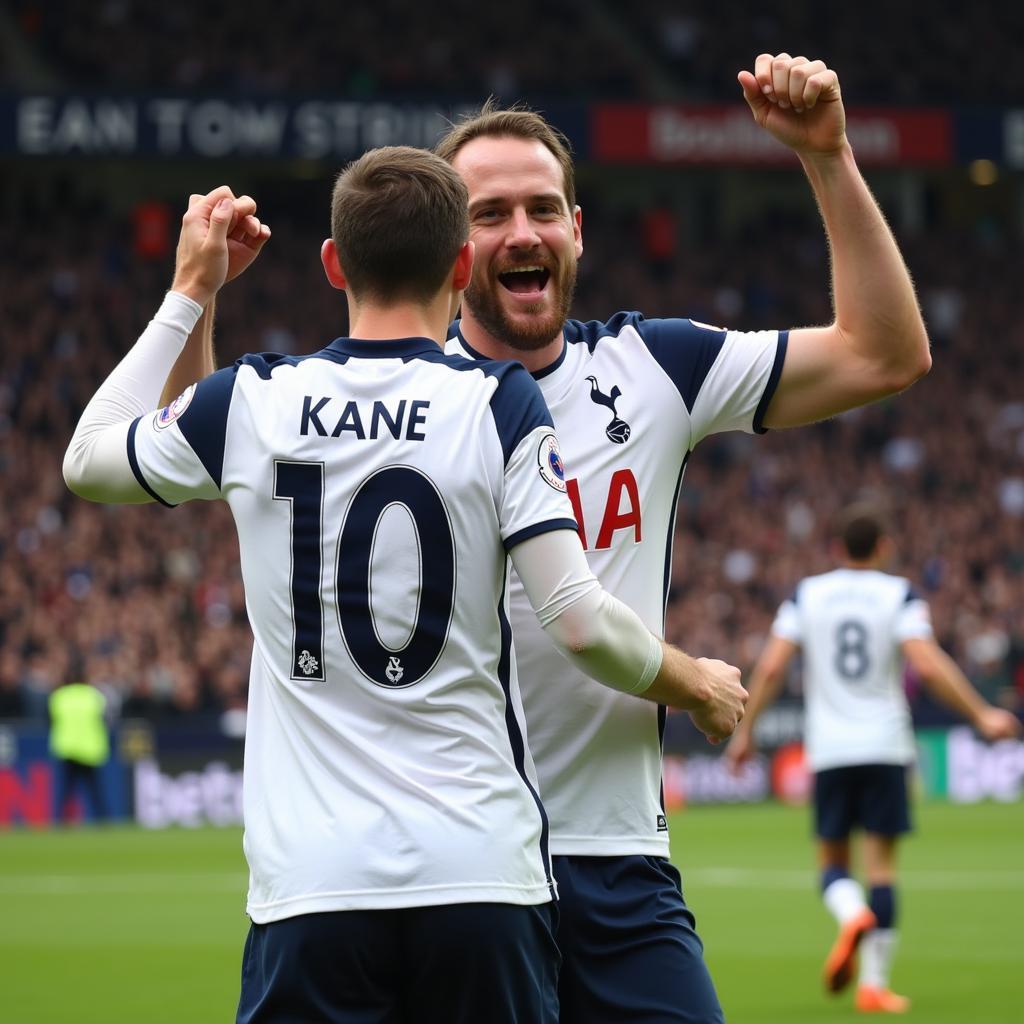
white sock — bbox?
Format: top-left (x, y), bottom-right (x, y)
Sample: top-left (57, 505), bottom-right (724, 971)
top-left (860, 929), bottom-right (897, 989)
top-left (823, 876), bottom-right (867, 925)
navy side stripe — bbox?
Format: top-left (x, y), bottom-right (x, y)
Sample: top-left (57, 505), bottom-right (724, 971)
top-left (497, 572), bottom-right (554, 899)
top-left (126, 417), bottom-right (174, 507)
top-left (658, 703), bottom-right (668, 814)
top-left (175, 366), bottom-right (238, 489)
top-left (753, 330), bottom-right (789, 434)
top-left (661, 453), bottom-right (689, 626)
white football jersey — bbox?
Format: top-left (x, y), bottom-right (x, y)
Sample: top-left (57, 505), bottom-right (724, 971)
top-left (448, 313), bottom-right (786, 855)
top-left (129, 336), bottom-right (579, 922)
top-left (771, 568), bottom-right (934, 771)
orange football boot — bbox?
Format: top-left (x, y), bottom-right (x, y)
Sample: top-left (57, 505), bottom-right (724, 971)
top-left (855, 985), bottom-right (911, 1013)
top-left (823, 907), bottom-right (877, 993)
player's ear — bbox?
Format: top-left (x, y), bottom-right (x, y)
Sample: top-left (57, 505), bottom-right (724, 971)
top-left (321, 238), bottom-right (347, 290)
top-left (452, 240), bottom-right (474, 292)
top-left (573, 205), bottom-right (583, 260)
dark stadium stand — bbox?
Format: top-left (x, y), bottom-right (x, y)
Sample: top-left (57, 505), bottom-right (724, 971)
top-left (7, 1), bottom-right (1024, 103)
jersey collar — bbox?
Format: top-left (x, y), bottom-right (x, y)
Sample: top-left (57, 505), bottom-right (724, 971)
top-left (325, 337), bottom-right (441, 359)
top-left (450, 320), bottom-right (568, 380)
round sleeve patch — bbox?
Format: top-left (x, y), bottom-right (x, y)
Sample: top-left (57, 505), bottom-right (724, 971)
top-left (154, 383), bottom-right (197, 430)
top-left (537, 433), bottom-right (567, 492)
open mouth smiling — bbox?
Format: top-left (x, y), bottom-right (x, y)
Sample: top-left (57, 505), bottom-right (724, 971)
top-left (497, 265), bottom-right (551, 295)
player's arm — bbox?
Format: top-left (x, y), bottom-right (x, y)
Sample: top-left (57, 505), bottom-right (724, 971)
top-left (724, 634), bottom-right (799, 770)
top-left (160, 296), bottom-right (216, 408)
top-left (736, 54), bottom-right (931, 429)
top-left (63, 291), bottom-right (205, 502)
top-left (510, 529), bottom-right (748, 743)
top-left (901, 637), bottom-right (1022, 741)
top-left (65, 189), bottom-right (269, 503)
top-left (159, 189), bottom-right (269, 405)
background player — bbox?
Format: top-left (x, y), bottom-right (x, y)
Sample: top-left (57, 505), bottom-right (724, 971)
top-left (62, 148), bottom-right (746, 1023)
top-left (434, 52), bottom-right (932, 1024)
top-left (725, 504), bottom-right (1021, 1013)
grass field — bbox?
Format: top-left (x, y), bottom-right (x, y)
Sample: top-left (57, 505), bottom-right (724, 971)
top-left (1, 801), bottom-right (1021, 1023)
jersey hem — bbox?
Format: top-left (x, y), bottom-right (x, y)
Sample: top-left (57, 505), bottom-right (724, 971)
top-left (810, 752), bottom-right (914, 772)
top-left (246, 881), bottom-right (553, 923)
top-left (548, 835), bottom-right (671, 857)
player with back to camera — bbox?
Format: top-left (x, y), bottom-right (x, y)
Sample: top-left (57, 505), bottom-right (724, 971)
top-left (726, 505), bottom-right (1021, 1014)
top-left (62, 148), bottom-right (746, 1024)
top-left (432, 52), bottom-right (934, 1024)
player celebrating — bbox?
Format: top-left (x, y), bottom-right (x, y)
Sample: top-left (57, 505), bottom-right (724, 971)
top-left (435, 54), bottom-right (932, 1023)
top-left (726, 505), bottom-right (1021, 1013)
top-left (63, 149), bottom-right (746, 1024)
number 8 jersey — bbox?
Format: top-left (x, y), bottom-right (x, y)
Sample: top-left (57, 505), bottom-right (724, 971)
top-left (771, 568), bottom-right (934, 772)
top-left (129, 336), bottom-right (578, 923)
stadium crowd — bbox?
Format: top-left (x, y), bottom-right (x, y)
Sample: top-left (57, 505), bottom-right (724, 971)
top-left (6, 1), bottom-right (1024, 104)
top-left (0, 177), bottom-right (1020, 726)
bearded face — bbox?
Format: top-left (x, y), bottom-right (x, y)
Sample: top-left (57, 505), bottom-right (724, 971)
top-left (464, 247), bottom-right (578, 352)
top-left (452, 136), bottom-right (583, 357)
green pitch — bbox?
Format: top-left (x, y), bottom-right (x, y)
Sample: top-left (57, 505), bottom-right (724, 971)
top-left (1, 801), bottom-right (1021, 1023)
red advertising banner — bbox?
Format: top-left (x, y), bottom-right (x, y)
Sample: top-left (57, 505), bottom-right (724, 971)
top-left (593, 104), bottom-right (952, 166)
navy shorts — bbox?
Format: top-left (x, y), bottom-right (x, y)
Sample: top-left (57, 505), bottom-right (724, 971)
top-left (813, 763), bottom-right (912, 840)
top-left (236, 902), bottom-right (559, 1024)
top-left (553, 854), bottom-right (724, 1024)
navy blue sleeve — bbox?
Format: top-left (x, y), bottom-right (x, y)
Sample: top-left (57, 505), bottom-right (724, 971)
top-left (171, 366), bottom-right (239, 489)
top-left (630, 316), bottom-right (727, 413)
top-left (488, 362), bottom-right (555, 466)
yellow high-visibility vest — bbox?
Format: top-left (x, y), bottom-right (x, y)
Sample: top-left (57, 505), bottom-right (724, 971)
top-left (49, 684), bottom-right (109, 766)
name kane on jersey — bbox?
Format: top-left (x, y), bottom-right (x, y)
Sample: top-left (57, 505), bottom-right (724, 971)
top-left (300, 396), bottom-right (430, 440)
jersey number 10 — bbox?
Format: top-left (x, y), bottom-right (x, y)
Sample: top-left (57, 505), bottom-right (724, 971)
top-left (273, 460), bottom-right (455, 688)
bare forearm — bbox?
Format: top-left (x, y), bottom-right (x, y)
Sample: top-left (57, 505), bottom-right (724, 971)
top-left (642, 643), bottom-right (711, 708)
top-left (801, 144), bottom-right (930, 386)
top-left (914, 645), bottom-right (988, 724)
top-left (741, 665), bottom-right (786, 731)
top-left (646, 644), bottom-right (747, 742)
top-left (160, 296), bottom-right (216, 406)
top-left (731, 635), bottom-right (797, 740)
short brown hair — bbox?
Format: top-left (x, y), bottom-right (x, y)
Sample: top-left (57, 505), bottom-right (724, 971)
top-left (435, 100), bottom-right (577, 210)
top-left (837, 503), bottom-right (890, 560)
top-left (331, 146), bottom-right (469, 304)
